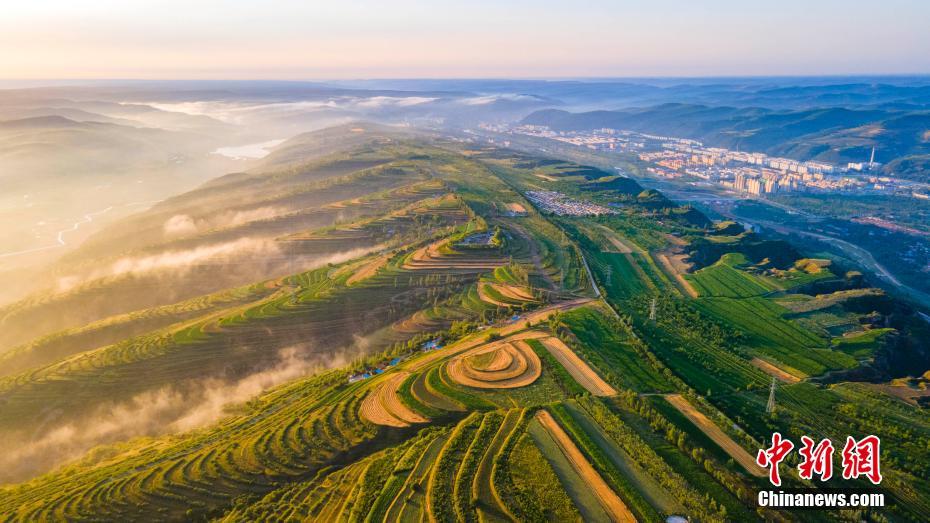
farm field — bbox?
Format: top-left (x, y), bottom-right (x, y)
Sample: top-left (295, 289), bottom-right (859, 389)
top-left (558, 400), bottom-right (684, 517)
top-left (535, 336), bottom-right (616, 396)
top-left (587, 250), bottom-right (655, 299)
top-left (663, 394), bottom-right (766, 478)
top-left (751, 356), bottom-right (802, 383)
top-left (531, 410), bottom-right (637, 522)
top-left (692, 295), bottom-right (856, 376)
top-left (2, 129), bottom-right (930, 522)
top-left (557, 306), bottom-right (674, 393)
top-left (685, 253), bottom-right (782, 298)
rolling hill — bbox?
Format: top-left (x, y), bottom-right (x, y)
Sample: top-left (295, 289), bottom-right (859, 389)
top-left (1, 125), bottom-right (929, 521)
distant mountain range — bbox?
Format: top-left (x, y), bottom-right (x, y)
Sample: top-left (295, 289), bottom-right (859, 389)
top-left (3, 77), bottom-right (930, 298)
top-left (522, 103), bottom-right (930, 182)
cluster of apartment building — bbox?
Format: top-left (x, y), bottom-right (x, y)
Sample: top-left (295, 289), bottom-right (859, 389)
top-left (524, 191), bottom-right (616, 216)
top-left (486, 124), bottom-right (930, 199)
top-left (642, 144), bottom-right (887, 195)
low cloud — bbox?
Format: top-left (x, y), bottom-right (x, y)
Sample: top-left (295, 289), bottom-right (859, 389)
top-left (163, 207), bottom-right (287, 238)
top-left (54, 238), bottom-right (386, 297)
top-left (0, 346), bottom-right (353, 484)
top-left (163, 214), bottom-right (198, 235)
top-left (354, 96), bottom-right (437, 109)
top-left (460, 94), bottom-right (541, 105)
top-left (146, 96), bottom-right (437, 125)
top-left (111, 237), bottom-right (273, 277)
top-left (58, 237), bottom-right (277, 292)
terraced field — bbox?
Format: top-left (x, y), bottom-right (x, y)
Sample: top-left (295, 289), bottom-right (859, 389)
top-left (477, 282), bottom-right (536, 307)
top-left (0, 156), bottom-right (448, 352)
top-left (403, 239), bottom-right (506, 272)
top-left (532, 410), bottom-right (637, 522)
top-left (446, 336), bottom-right (543, 389)
top-left (536, 336), bottom-right (616, 396)
top-left (360, 372), bottom-right (430, 427)
top-left (0, 257), bottom-right (471, 447)
top-left (4, 134), bottom-right (930, 522)
top-left (0, 281), bottom-right (279, 378)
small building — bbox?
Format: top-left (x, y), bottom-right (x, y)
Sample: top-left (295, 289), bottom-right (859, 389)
top-left (421, 339), bottom-right (442, 351)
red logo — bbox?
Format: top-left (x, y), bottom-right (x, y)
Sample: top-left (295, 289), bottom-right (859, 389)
top-left (758, 434), bottom-right (882, 486)
top-left (756, 432), bottom-right (794, 486)
top-left (797, 436), bottom-right (834, 481)
top-left (841, 435), bottom-right (882, 485)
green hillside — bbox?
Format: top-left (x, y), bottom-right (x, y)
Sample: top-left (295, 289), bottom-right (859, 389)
top-left (2, 127), bottom-right (930, 521)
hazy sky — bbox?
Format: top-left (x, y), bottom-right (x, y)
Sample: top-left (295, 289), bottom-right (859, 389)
top-left (3, 0), bottom-right (929, 79)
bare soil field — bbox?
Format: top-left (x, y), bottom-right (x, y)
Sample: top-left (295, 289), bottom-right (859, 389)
top-left (477, 284), bottom-right (511, 307)
top-left (655, 252), bottom-right (698, 298)
top-left (751, 357), bottom-right (802, 383)
top-left (478, 282), bottom-right (535, 306)
top-left (595, 225), bottom-right (636, 254)
top-left (535, 410), bottom-right (637, 522)
top-left (360, 372), bottom-right (429, 427)
top-left (467, 345), bottom-right (514, 371)
top-left (865, 382), bottom-right (930, 407)
top-left (493, 283), bottom-right (535, 301)
top-left (447, 339), bottom-right (541, 389)
top-left (665, 394), bottom-right (765, 477)
top-left (539, 337), bottom-right (617, 396)
top-left (323, 196), bottom-right (365, 209)
top-left (461, 344), bottom-right (528, 382)
top-left (346, 254), bottom-right (390, 286)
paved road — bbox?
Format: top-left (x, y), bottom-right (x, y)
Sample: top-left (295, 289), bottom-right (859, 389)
top-left (714, 205), bottom-right (930, 308)
top-left (652, 180), bottom-right (930, 308)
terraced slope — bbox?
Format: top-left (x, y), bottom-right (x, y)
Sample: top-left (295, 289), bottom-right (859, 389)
top-left (0, 149), bottom-right (451, 351)
top-left (3, 134), bottom-right (930, 522)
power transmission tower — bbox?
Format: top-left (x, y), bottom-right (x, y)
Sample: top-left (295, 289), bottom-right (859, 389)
top-left (648, 297), bottom-right (657, 321)
top-left (604, 265), bottom-right (612, 286)
top-left (766, 377), bottom-right (777, 415)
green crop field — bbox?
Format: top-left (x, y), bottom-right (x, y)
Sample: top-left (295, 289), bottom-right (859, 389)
top-left (831, 327), bottom-right (894, 358)
top-left (2, 131), bottom-right (929, 522)
top-left (685, 253), bottom-right (782, 298)
top-left (692, 296), bottom-right (857, 376)
top-left (557, 306), bottom-right (674, 393)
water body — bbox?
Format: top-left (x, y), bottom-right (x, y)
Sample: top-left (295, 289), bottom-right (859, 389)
top-left (0, 201), bottom-right (160, 260)
top-left (212, 139), bottom-right (285, 160)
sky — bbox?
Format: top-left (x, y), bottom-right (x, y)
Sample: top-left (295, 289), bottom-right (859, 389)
top-left (2, 0), bottom-right (929, 79)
